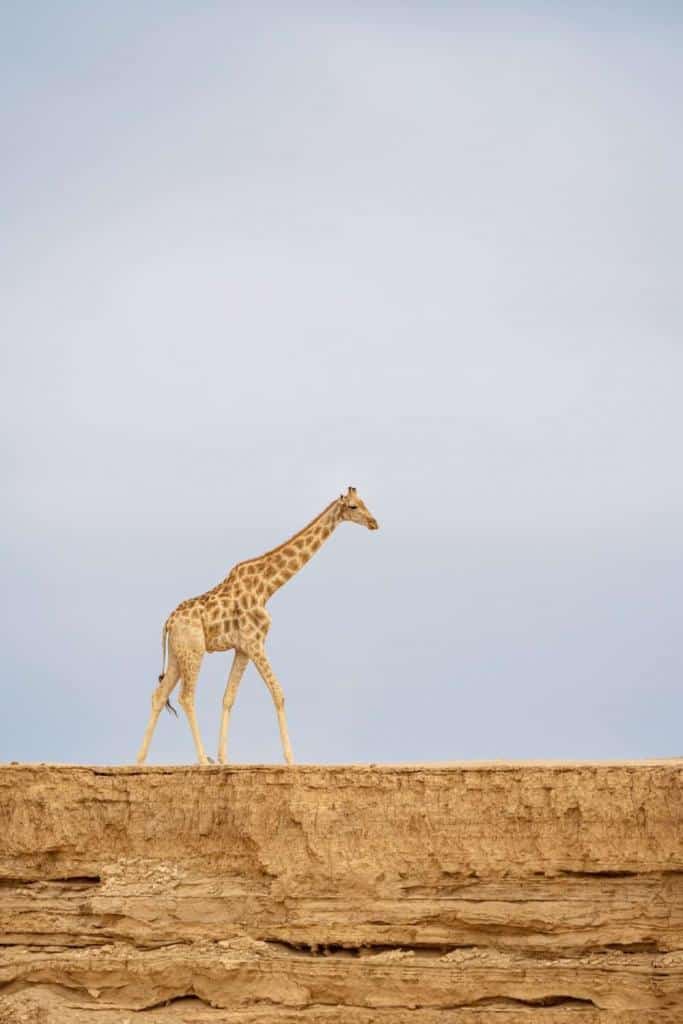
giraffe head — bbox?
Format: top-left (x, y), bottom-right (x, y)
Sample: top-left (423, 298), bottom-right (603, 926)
top-left (338, 486), bottom-right (379, 530)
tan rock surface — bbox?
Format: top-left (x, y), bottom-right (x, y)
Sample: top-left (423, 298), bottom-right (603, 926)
top-left (0, 761), bottom-right (681, 1022)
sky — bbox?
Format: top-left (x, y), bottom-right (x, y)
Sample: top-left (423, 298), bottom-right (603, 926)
top-left (2, 1), bottom-right (682, 765)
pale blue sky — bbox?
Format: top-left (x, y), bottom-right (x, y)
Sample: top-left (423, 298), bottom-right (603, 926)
top-left (2, 2), bottom-right (682, 764)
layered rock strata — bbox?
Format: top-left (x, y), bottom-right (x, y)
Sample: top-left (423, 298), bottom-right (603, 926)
top-left (0, 761), bottom-right (681, 1022)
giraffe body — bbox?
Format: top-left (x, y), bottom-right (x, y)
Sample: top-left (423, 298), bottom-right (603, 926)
top-left (136, 488), bottom-right (378, 766)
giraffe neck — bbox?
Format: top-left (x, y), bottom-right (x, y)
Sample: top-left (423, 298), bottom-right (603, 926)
top-left (232, 500), bottom-right (343, 602)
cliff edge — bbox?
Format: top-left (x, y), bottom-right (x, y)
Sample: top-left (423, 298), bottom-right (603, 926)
top-left (0, 761), bottom-right (681, 1022)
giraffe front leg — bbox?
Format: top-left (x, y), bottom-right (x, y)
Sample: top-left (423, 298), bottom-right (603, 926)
top-left (249, 647), bottom-right (294, 765)
top-left (218, 651), bottom-right (249, 764)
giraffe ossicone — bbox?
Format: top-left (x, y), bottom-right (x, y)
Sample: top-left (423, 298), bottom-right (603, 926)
top-left (136, 487), bottom-right (379, 766)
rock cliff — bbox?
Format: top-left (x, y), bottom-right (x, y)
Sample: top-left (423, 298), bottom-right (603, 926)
top-left (0, 761), bottom-right (681, 1022)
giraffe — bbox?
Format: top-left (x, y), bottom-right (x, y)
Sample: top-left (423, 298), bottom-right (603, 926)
top-left (136, 487), bottom-right (379, 766)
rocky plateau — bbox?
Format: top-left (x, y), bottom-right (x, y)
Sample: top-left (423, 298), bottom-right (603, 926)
top-left (0, 760), bottom-right (681, 1022)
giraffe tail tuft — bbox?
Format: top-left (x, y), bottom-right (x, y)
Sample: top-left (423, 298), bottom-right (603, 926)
top-left (164, 698), bottom-right (178, 717)
top-left (159, 620), bottom-right (177, 716)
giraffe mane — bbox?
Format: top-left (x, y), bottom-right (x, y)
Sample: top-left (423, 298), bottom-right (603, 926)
top-left (228, 498), bottom-right (339, 575)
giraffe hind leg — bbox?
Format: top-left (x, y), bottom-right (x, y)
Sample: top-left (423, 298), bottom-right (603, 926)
top-left (176, 647), bottom-right (210, 765)
top-left (137, 656), bottom-right (180, 764)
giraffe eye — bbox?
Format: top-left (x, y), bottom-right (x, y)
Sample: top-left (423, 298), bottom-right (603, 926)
top-left (349, 504), bottom-right (358, 510)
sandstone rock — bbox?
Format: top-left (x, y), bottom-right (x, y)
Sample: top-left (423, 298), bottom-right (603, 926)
top-left (0, 761), bottom-right (681, 1022)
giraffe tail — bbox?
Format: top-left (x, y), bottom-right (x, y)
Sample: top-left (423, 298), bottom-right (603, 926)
top-left (164, 699), bottom-right (178, 717)
top-left (159, 620), bottom-right (178, 717)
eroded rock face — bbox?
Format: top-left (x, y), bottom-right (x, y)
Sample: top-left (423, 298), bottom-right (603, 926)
top-left (0, 761), bottom-right (681, 1022)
